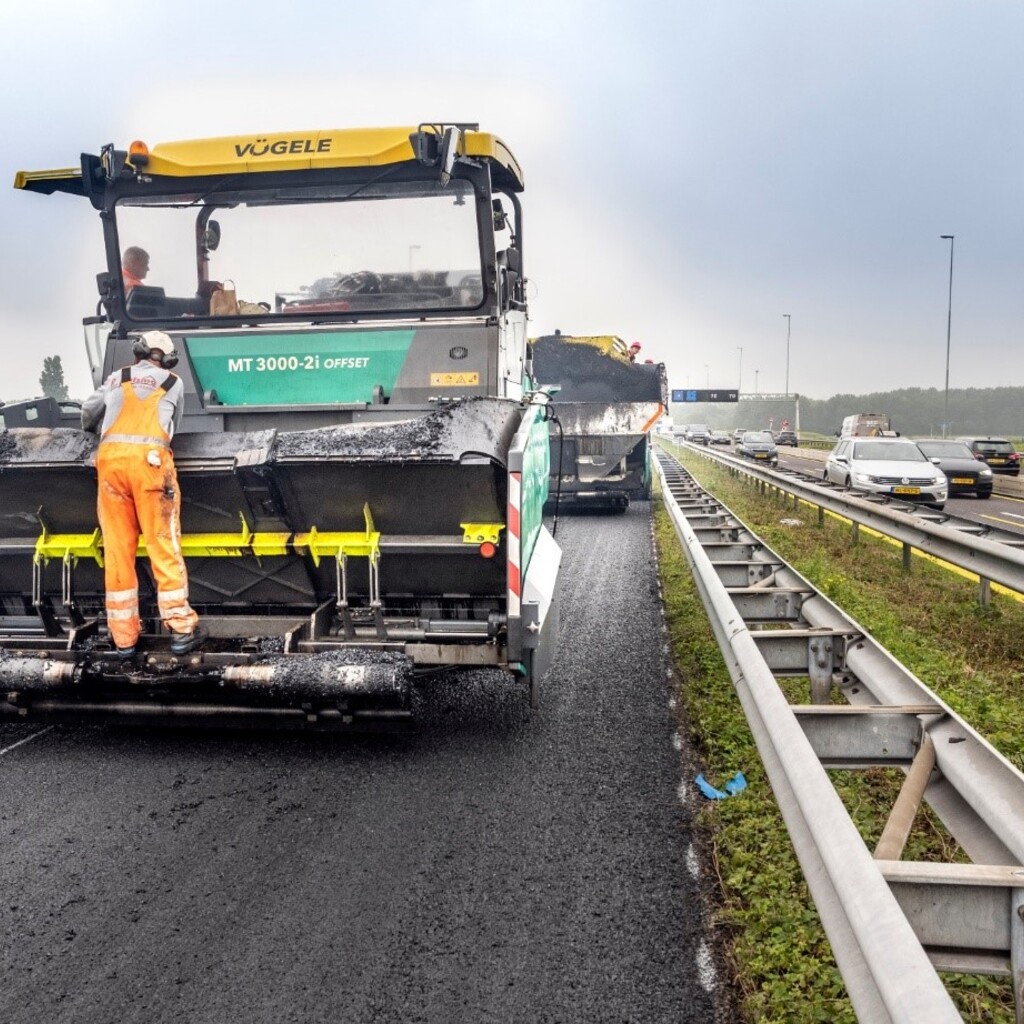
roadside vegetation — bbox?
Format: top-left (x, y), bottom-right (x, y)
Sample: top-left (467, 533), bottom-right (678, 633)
top-left (654, 444), bottom-right (1023, 1023)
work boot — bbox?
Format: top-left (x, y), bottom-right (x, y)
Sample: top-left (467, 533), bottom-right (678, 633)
top-left (170, 626), bottom-right (208, 656)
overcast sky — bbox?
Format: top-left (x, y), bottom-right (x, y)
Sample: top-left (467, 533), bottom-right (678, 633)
top-left (1, 0), bottom-right (1020, 402)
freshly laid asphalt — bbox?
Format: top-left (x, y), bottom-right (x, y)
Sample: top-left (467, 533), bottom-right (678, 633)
top-left (0, 504), bottom-right (731, 1024)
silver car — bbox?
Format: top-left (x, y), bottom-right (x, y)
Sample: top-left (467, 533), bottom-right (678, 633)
top-left (825, 438), bottom-right (947, 509)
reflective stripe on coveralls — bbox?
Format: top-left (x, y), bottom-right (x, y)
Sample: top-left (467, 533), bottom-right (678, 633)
top-left (97, 370), bottom-right (198, 649)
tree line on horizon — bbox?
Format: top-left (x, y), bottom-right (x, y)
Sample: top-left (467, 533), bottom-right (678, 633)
top-left (673, 385), bottom-right (1024, 439)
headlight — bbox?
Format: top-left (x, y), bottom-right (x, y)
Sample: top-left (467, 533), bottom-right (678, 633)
top-left (854, 473), bottom-right (873, 483)
top-left (980, 468), bottom-right (993, 476)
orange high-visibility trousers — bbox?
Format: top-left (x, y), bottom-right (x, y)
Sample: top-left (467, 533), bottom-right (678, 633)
top-left (96, 377), bottom-right (198, 649)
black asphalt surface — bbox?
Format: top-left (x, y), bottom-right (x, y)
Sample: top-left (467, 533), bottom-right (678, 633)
top-left (0, 504), bottom-right (728, 1024)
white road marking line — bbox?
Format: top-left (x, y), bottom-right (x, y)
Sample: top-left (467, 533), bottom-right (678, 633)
top-left (686, 843), bottom-right (700, 878)
top-left (676, 780), bottom-right (689, 806)
top-left (696, 939), bottom-right (718, 991)
top-left (980, 514), bottom-right (1024, 529)
top-left (0, 726), bottom-right (54, 758)
top-left (672, 732), bottom-right (682, 751)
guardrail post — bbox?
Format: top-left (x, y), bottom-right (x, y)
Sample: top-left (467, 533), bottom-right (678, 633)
top-left (808, 637), bottom-right (833, 704)
top-left (980, 577), bottom-right (992, 606)
top-left (817, 505), bottom-right (824, 527)
top-left (902, 543), bottom-right (912, 572)
top-left (1013, 888), bottom-right (1024, 1024)
top-left (851, 521), bottom-right (860, 544)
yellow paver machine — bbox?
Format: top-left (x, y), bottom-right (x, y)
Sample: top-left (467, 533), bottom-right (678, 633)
top-left (2, 124), bottom-right (561, 727)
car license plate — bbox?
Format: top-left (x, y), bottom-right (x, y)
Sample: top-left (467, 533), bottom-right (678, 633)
top-left (892, 486), bottom-right (921, 495)
top-left (989, 458), bottom-right (1006, 464)
top-left (950, 477), bottom-right (973, 484)
top-left (755, 453), bottom-right (768, 459)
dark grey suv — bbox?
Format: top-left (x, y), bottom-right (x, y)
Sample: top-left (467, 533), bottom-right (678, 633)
top-left (916, 439), bottom-right (993, 498)
top-left (737, 430), bottom-right (779, 465)
top-left (957, 437), bottom-right (1020, 476)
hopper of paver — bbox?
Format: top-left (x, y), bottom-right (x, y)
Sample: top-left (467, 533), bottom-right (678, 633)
top-left (530, 334), bottom-right (668, 510)
top-left (3, 124), bottom-right (561, 727)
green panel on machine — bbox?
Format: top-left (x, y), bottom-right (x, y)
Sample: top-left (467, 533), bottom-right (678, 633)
top-left (519, 404), bottom-right (551, 573)
top-left (187, 330), bottom-right (417, 405)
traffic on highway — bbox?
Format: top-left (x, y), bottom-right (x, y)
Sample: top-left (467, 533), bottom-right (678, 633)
top-left (672, 424), bottom-right (1024, 536)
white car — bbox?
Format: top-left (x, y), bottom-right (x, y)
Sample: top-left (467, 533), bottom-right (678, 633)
top-left (824, 438), bottom-right (947, 509)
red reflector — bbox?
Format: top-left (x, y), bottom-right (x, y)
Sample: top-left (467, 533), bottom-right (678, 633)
top-left (479, 541), bottom-right (497, 559)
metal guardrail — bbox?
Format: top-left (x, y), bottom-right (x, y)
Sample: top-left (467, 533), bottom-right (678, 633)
top-left (655, 448), bottom-right (1024, 1023)
top-left (672, 440), bottom-right (1024, 602)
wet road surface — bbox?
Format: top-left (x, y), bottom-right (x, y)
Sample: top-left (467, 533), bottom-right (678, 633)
top-left (0, 504), bottom-right (728, 1024)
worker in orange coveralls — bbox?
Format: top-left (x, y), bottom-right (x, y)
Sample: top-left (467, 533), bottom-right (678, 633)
top-left (81, 331), bottom-right (204, 658)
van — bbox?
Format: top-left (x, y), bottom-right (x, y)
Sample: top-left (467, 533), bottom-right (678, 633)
top-left (840, 413), bottom-right (894, 439)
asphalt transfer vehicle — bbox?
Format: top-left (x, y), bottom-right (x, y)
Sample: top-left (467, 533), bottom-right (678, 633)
top-left (824, 437), bottom-right (947, 509)
top-left (530, 334), bottom-right (666, 511)
top-left (737, 430), bottom-right (779, 466)
top-left (5, 124), bottom-right (561, 727)
top-left (915, 439), bottom-right (993, 499)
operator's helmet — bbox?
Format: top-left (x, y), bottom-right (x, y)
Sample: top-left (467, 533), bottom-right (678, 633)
top-left (629, 342), bottom-right (642, 352)
top-left (132, 330), bottom-right (178, 368)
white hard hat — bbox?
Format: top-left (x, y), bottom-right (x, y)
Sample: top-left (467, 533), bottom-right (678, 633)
top-left (140, 330), bottom-right (175, 359)
top-left (131, 330), bottom-right (178, 368)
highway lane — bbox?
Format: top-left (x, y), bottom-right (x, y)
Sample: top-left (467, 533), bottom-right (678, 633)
top-left (0, 505), bottom-right (730, 1024)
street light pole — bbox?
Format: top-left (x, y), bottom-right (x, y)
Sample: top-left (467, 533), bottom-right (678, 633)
top-left (782, 314), bottom-right (791, 396)
top-left (736, 347), bottom-right (743, 393)
top-left (755, 369), bottom-right (759, 394)
top-left (704, 364), bottom-right (709, 388)
top-left (940, 235), bottom-right (955, 438)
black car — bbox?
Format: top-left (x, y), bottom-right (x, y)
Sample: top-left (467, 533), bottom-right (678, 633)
top-left (916, 439), bottom-right (993, 498)
top-left (775, 430), bottom-right (798, 447)
top-left (957, 436), bottom-right (1021, 476)
top-left (737, 430), bottom-right (778, 465)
